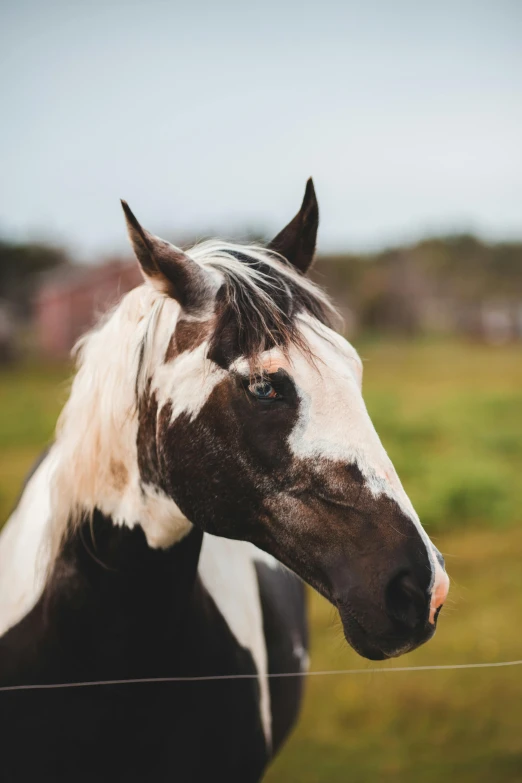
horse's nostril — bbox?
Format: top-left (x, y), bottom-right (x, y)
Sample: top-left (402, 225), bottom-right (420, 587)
top-left (385, 571), bottom-right (428, 629)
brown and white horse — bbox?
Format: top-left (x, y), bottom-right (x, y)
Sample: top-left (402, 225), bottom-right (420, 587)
top-left (0, 180), bottom-right (448, 783)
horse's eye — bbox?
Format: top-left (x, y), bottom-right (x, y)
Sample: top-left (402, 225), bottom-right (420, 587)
top-left (248, 380), bottom-right (280, 400)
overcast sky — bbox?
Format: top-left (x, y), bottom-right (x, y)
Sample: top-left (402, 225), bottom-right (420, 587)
top-left (1, 0), bottom-right (521, 259)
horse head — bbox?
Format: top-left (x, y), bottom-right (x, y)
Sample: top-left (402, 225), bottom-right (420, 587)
top-left (57, 180), bottom-right (448, 661)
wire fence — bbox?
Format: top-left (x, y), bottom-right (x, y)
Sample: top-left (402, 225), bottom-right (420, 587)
top-left (1, 659), bottom-right (521, 693)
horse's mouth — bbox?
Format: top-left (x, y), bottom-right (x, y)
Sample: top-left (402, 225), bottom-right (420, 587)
top-left (337, 606), bottom-right (436, 661)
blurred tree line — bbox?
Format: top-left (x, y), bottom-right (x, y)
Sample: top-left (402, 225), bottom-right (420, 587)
top-left (0, 232), bottom-right (521, 360)
top-left (313, 235), bottom-right (522, 340)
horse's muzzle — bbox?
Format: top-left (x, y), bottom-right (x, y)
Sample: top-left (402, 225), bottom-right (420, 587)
top-left (335, 558), bottom-right (448, 661)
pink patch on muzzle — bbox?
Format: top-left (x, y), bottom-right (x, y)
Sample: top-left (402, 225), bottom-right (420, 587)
top-left (429, 555), bottom-right (450, 625)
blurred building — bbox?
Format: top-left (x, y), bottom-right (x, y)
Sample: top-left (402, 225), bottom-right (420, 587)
top-left (35, 260), bottom-right (141, 358)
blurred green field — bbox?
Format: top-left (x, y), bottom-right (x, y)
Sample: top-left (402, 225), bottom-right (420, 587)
top-left (0, 340), bottom-right (521, 782)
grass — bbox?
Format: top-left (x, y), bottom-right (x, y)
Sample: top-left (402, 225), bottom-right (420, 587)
top-left (359, 338), bottom-right (522, 533)
top-left (0, 339), bottom-right (521, 781)
top-left (0, 362), bottom-right (70, 519)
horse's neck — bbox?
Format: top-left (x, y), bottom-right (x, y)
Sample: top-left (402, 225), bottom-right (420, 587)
top-left (0, 500), bottom-right (204, 683)
top-left (0, 290), bottom-right (194, 637)
top-left (0, 450), bottom-right (274, 742)
top-left (49, 509), bottom-right (204, 635)
top-left (0, 439), bottom-right (193, 639)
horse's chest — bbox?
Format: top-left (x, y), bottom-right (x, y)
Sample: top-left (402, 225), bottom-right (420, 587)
top-left (0, 533), bottom-right (272, 782)
top-left (1, 680), bottom-right (268, 783)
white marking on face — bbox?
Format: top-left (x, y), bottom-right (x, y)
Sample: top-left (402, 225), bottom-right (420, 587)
top-left (152, 340), bottom-right (227, 425)
top-left (198, 535), bottom-right (272, 748)
top-left (287, 319), bottom-right (395, 476)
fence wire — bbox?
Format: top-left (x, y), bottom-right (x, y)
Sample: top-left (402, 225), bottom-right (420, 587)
top-left (1, 659), bottom-right (521, 693)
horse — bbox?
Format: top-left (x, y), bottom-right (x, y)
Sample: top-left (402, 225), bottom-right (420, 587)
top-left (0, 180), bottom-right (449, 783)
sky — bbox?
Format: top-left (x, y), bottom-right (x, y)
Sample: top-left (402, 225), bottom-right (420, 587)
top-left (0, 0), bottom-right (521, 260)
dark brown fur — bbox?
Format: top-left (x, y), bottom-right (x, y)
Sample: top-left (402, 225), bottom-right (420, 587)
top-left (136, 382), bottom-right (160, 489)
top-left (165, 318), bottom-right (214, 363)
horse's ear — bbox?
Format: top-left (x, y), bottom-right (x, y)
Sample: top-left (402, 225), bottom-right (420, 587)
top-left (121, 200), bottom-right (213, 311)
top-left (268, 178), bottom-right (319, 274)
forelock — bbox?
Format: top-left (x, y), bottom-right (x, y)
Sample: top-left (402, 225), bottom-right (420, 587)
top-left (186, 240), bottom-right (340, 373)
